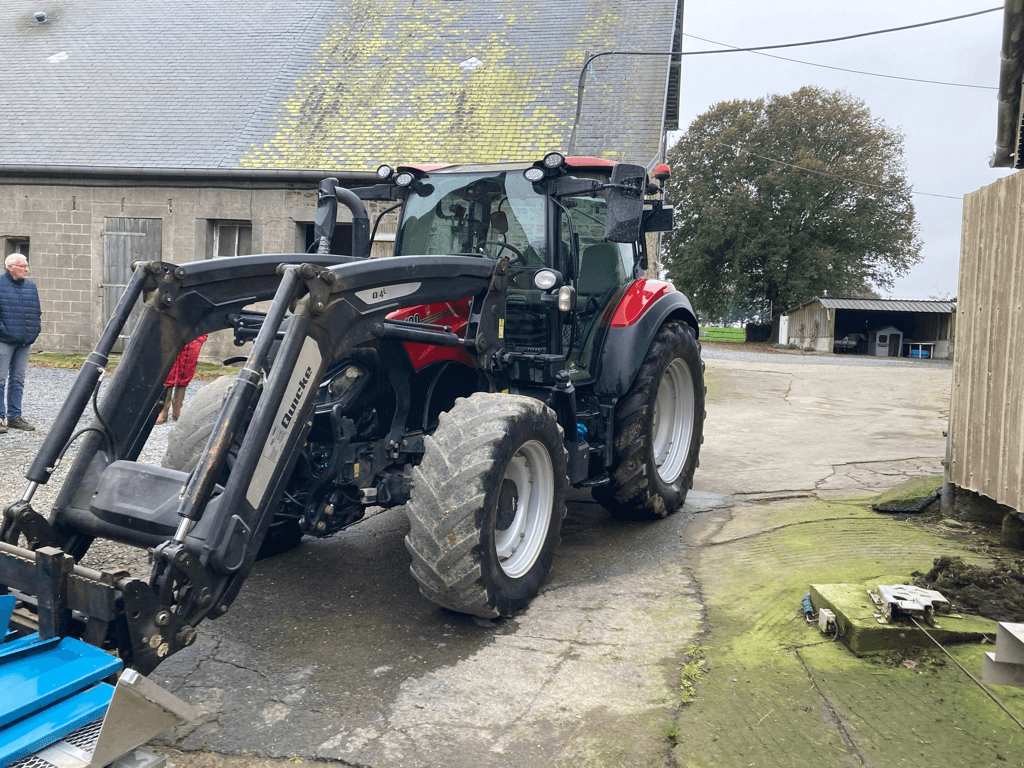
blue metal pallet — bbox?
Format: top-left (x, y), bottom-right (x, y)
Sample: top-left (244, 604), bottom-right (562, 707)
top-left (0, 595), bottom-right (122, 766)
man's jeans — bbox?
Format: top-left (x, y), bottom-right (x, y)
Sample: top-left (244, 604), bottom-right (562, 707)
top-left (0, 342), bottom-right (31, 420)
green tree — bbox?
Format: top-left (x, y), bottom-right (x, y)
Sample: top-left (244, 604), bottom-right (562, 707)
top-left (663, 87), bottom-right (921, 324)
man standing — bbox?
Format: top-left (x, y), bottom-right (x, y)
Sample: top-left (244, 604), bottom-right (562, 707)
top-left (0, 254), bottom-right (41, 432)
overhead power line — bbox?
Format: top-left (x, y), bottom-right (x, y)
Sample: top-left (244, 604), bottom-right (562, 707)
top-left (678, 6), bottom-right (1002, 57)
top-left (684, 33), bottom-right (998, 90)
top-left (717, 141), bottom-right (964, 201)
top-left (570, 8), bottom-right (1002, 154)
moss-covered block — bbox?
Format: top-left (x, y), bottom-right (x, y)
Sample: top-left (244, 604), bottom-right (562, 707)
top-left (810, 583), bottom-right (996, 656)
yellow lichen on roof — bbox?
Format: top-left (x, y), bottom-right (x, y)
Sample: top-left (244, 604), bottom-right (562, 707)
top-left (239, 0), bottom-right (591, 170)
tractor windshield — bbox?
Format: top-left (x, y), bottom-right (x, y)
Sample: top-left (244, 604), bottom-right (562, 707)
top-left (396, 171), bottom-right (546, 266)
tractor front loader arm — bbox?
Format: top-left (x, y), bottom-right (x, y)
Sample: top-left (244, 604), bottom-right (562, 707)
top-left (0, 252), bottom-right (508, 673)
top-left (0, 253), bottom-right (355, 671)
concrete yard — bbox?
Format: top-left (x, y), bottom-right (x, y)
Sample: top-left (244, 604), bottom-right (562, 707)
top-left (6, 348), bottom-right (1022, 766)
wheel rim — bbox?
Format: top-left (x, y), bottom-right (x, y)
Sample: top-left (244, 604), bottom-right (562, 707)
top-left (651, 357), bottom-right (695, 483)
top-left (494, 439), bottom-right (555, 578)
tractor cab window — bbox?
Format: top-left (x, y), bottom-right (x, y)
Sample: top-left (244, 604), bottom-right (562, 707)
top-left (561, 182), bottom-right (635, 382)
top-left (398, 169), bottom-right (552, 355)
top-left (397, 171), bottom-right (546, 267)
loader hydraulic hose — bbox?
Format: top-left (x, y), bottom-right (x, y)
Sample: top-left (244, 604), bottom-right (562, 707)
top-left (26, 264), bottom-right (156, 486)
top-left (173, 265), bottom-right (305, 538)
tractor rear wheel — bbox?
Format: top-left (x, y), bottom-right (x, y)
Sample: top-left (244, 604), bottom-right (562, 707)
top-left (161, 375), bottom-right (304, 558)
top-left (593, 321), bottom-right (705, 519)
top-left (405, 392), bottom-right (568, 618)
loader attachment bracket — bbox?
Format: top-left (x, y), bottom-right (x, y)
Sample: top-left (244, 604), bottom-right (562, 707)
top-left (0, 541), bottom-right (192, 674)
top-left (121, 576), bottom-right (197, 675)
top-left (1, 500), bottom-right (60, 549)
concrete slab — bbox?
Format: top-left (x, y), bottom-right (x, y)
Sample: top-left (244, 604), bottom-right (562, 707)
top-left (810, 583), bottom-right (996, 656)
top-left (995, 622), bottom-right (1024, 664)
top-left (701, 357), bottom-right (950, 498)
top-left (984, 653), bottom-right (1024, 687)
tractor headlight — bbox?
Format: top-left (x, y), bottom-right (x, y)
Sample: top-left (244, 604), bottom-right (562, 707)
top-left (376, 164), bottom-right (394, 180)
top-left (533, 269), bottom-right (559, 290)
top-left (394, 171), bottom-right (415, 187)
top-left (557, 285), bottom-right (576, 312)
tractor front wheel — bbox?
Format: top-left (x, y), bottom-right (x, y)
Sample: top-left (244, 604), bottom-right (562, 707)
top-left (405, 392), bottom-right (568, 618)
top-left (593, 320), bottom-right (705, 519)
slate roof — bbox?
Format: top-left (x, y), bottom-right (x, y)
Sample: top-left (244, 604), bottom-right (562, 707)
top-left (0, 0), bottom-right (681, 174)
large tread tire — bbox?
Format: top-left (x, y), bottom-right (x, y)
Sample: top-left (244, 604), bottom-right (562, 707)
top-left (593, 320), bottom-right (705, 520)
top-left (405, 392), bottom-right (568, 618)
top-left (160, 375), bottom-right (304, 559)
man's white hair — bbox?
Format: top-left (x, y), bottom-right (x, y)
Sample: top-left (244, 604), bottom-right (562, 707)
top-left (5, 254), bottom-right (28, 268)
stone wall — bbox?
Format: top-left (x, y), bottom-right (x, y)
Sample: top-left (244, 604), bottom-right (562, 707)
top-left (0, 177), bottom-right (360, 359)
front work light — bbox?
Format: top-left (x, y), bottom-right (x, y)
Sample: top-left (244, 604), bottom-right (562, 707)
top-left (533, 269), bottom-right (559, 290)
top-left (524, 166), bottom-right (546, 183)
top-left (376, 164), bottom-right (394, 180)
top-left (394, 171), bottom-right (415, 187)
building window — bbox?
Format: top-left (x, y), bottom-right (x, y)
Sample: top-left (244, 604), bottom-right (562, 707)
top-left (3, 237), bottom-right (30, 260)
top-left (213, 222), bottom-right (252, 258)
top-left (301, 222), bottom-right (352, 256)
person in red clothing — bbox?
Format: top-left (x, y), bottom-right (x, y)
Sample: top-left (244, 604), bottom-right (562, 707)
top-left (155, 334), bottom-right (208, 425)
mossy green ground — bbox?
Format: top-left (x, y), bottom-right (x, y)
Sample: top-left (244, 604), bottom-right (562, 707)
top-left (675, 481), bottom-right (1024, 767)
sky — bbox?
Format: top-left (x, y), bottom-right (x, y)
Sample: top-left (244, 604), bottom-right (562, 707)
top-left (671, 0), bottom-right (1012, 301)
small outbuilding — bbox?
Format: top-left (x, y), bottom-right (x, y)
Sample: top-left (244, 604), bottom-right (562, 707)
top-left (779, 298), bottom-right (956, 358)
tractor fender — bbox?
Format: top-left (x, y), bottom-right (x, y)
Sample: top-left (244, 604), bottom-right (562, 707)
top-left (593, 281), bottom-right (698, 398)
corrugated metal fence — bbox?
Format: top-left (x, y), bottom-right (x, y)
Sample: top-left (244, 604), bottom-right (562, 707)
top-left (951, 172), bottom-right (1024, 514)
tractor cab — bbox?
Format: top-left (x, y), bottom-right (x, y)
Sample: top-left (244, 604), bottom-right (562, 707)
top-left (354, 152), bottom-right (672, 386)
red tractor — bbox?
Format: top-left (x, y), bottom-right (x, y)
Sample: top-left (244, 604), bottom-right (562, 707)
top-left (2, 152), bottom-right (705, 677)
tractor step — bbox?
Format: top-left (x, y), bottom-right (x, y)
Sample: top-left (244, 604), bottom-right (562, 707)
top-left (0, 595), bottom-right (197, 767)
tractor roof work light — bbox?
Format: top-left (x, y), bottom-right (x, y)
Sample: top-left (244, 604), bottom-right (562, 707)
top-left (523, 166), bottom-right (546, 183)
top-left (394, 171), bottom-right (415, 187)
top-left (376, 165), bottom-right (394, 180)
top-left (543, 151), bottom-right (565, 169)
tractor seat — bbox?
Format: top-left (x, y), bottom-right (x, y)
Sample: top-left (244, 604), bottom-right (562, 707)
top-left (577, 243), bottom-right (625, 297)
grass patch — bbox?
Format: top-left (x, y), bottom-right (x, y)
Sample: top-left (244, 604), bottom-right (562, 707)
top-left (31, 352), bottom-right (235, 380)
top-left (872, 475), bottom-right (943, 506)
top-left (662, 720), bottom-right (680, 745)
top-left (679, 644), bottom-right (708, 704)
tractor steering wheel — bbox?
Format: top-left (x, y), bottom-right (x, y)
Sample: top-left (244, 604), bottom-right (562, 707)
top-left (479, 240), bottom-right (527, 265)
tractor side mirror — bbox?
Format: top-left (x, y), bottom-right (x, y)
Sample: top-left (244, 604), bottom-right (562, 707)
top-left (604, 164), bottom-right (646, 243)
top-left (490, 211), bottom-right (509, 235)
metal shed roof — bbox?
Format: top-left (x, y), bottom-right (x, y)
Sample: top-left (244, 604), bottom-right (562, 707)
top-left (788, 298), bottom-right (956, 314)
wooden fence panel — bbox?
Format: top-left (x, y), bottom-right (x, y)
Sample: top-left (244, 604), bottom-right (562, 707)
top-left (951, 172), bottom-right (1024, 512)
